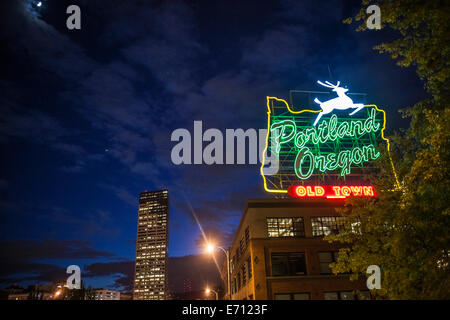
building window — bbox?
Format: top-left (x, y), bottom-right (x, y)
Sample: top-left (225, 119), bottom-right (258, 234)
top-left (324, 291), bottom-right (352, 300)
top-left (311, 216), bottom-right (346, 237)
top-left (240, 238), bottom-right (245, 254)
top-left (357, 291), bottom-right (371, 300)
top-left (231, 278), bottom-right (235, 294)
top-left (241, 266), bottom-right (246, 285)
top-left (237, 273), bottom-right (241, 290)
top-left (324, 291), bottom-right (370, 300)
top-left (245, 227), bottom-right (250, 246)
top-left (274, 293), bottom-right (310, 300)
top-left (324, 292), bottom-right (339, 300)
top-left (271, 252), bottom-right (306, 276)
top-left (318, 251), bottom-right (339, 274)
top-left (267, 217), bottom-right (305, 237)
top-left (247, 257), bottom-right (252, 279)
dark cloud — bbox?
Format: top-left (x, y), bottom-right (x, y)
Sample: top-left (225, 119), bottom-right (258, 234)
top-left (277, 0), bottom-right (344, 24)
top-left (0, 262), bottom-right (66, 286)
top-left (0, 202), bottom-right (122, 239)
top-left (175, 71), bottom-right (276, 127)
top-left (183, 180), bottom-right (265, 227)
top-left (1, 0), bottom-right (356, 184)
top-left (83, 260), bottom-right (134, 292)
top-left (0, 92), bottom-right (105, 172)
top-left (194, 225), bottom-right (236, 252)
top-left (0, 89), bottom-right (65, 144)
top-left (241, 26), bottom-right (311, 74)
top-left (118, 1), bottom-right (206, 96)
top-left (98, 183), bottom-right (138, 207)
top-left (0, 1), bottom-right (95, 80)
top-left (0, 179), bottom-right (7, 189)
top-left (0, 239), bottom-right (114, 263)
top-left (0, 239), bottom-right (115, 285)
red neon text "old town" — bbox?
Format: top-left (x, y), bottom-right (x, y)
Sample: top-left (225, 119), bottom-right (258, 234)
top-left (287, 185), bottom-right (375, 199)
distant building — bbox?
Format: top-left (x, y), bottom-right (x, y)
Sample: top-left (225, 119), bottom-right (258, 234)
top-left (133, 189), bottom-right (169, 300)
top-left (222, 198), bottom-right (369, 300)
top-left (3, 284), bottom-right (53, 300)
top-left (120, 293), bottom-right (132, 300)
top-left (6, 292), bottom-right (53, 300)
top-left (92, 289), bottom-right (120, 300)
top-left (1, 285), bottom-right (25, 300)
top-left (183, 279), bottom-right (192, 299)
top-left (7, 293), bottom-right (29, 300)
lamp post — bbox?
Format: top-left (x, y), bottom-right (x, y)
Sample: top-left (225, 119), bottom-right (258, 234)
top-left (205, 288), bottom-right (218, 300)
top-left (206, 244), bottom-right (231, 300)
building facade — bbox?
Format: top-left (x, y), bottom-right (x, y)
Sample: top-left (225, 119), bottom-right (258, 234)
top-left (7, 293), bottom-right (32, 300)
top-left (133, 190), bottom-right (169, 300)
top-left (222, 198), bottom-right (369, 300)
top-left (92, 289), bottom-right (121, 300)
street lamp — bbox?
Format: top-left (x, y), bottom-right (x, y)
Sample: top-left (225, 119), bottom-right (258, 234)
top-left (205, 243), bottom-right (231, 300)
top-left (206, 244), bottom-right (215, 254)
top-left (205, 288), bottom-right (218, 300)
top-left (54, 290), bottom-right (62, 299)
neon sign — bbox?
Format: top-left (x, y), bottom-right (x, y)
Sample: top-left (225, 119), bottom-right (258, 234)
top-left (260, 81), bottom-right (400, 194)
top-left (313, 81), bottom-right (365, 126)
top-left (287, 185), bottom-right (376, 199)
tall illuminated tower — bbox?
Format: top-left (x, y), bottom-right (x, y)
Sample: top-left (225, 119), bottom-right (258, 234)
top-left (133, 190), bottom-right (169, 300)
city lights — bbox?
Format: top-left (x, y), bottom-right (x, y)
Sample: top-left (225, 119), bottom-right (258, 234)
top-left (205, 287), bottom-right (218, 300)
top-left (204, 243), bottom-right (231, 300)
top-left (205, 244), bottom-right (215, 254)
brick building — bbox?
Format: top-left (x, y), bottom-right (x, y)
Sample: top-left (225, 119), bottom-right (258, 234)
top-left (222, 198), bottom-right (369, 300)
top-left (92, 288), bottom-right (121, 300)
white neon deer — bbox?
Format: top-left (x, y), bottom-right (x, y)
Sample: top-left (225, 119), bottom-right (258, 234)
top-left (313, 80), bottom-right (364, 126)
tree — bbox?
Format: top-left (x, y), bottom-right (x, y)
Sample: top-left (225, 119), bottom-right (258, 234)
top-left (327, 0), bottom-right (450, 299)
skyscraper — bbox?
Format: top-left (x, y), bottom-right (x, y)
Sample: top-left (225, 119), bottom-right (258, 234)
top-left (133, 190), bottom-right (169, 300)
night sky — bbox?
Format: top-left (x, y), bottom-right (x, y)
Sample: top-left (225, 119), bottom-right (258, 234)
top-left (0, 0), bottom-right (427, 293)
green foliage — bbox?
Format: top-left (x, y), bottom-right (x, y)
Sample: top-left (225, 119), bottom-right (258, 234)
top-left (345, 0), bottom-right (450, 103)
top-left (328, 0), bottom-right (450, 299)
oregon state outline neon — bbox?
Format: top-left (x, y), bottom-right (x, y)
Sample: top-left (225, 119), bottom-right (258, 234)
top-left (260, 96), bottom-right (400, 193)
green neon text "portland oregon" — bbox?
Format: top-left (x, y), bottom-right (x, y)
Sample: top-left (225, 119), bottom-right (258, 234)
top-left (270, 108), bottom-right (382, 179)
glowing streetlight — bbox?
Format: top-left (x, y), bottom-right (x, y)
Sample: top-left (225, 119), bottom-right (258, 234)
top-left (206, 244), bottom-right (215, 254)
top-left (205, 287), bottom-right (218, 300)
top-left (205, 242), bottom-right (231, 300)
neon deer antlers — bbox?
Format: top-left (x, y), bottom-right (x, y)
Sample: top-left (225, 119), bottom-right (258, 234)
top-left (313, 80), bottom-right (364, 126)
